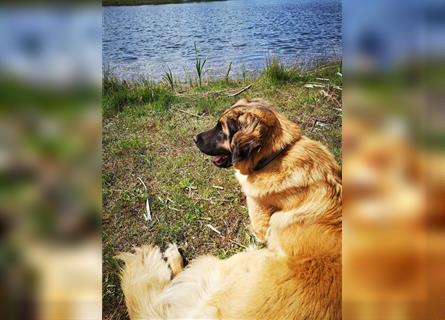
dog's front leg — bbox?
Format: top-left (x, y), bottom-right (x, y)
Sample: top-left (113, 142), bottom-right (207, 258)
top-left (246, 197), bottom-right (273, 242)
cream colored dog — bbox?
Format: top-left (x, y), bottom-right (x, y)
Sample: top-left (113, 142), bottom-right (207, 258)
top-left (118, 99), bottom-right (342, 319)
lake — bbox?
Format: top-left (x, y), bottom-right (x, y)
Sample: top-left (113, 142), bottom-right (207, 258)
top-left (103, 0), bottom-right (341, 81)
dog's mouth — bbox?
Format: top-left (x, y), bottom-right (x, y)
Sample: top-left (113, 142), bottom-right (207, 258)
top-left (211, 154), bottom-right (232, 168)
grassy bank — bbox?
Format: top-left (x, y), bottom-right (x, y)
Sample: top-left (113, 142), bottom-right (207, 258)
top-left (102, 59), bottom-right (342, 319)
top-left (103, 0), bottom-right (226, 6)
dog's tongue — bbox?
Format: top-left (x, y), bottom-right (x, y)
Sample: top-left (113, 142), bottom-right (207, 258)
top-left (212, 155), bottom-right (226, 165)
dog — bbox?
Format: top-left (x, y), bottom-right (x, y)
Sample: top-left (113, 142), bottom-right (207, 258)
top-left (118, 98), bottom-right (342, 319)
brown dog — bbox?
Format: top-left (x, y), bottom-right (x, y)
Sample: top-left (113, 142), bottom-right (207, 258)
top-left (194, 98), bottom-right (342, 254)
top-left (118, 98), bottom-right (342, 319)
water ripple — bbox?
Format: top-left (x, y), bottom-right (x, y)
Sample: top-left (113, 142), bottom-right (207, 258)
top-left (103, 0), bottom-right (341, 80)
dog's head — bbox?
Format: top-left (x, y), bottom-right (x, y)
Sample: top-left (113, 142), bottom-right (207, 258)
top-left (193, 99), bottom-right (300, 171)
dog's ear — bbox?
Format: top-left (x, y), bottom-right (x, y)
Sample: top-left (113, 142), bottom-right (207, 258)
top-left (226, 118), bottom-right (239, 140)
top-left (231, 114), bottom-right (263, 163)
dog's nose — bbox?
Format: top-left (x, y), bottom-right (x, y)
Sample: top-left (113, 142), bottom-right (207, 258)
top-left (192, 135), bottom-right (198, 143)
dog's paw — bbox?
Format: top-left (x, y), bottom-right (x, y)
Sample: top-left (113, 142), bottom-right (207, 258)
top-left (249, 223), bottom-right (267, 243)
top-left (163, 243), bottom-right (184, 277)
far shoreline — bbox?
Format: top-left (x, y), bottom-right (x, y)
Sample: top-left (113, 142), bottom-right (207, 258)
top-left (103, 0), bottom-right (227, 7)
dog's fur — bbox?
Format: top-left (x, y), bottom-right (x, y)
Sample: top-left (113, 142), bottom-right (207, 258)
top-left (118, 98), bottom-right (342, 319)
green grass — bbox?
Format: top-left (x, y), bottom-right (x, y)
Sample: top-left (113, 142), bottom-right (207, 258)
top-left (102, 60), bottom-right (342, 319)
top-left (264, 56), bottom-right (299, 84)
top-left (102, 74), bottom-right (175, 117)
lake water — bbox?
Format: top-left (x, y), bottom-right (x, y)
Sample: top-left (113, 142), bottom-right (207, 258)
top-left (103, 0), bottom-right (341, 81)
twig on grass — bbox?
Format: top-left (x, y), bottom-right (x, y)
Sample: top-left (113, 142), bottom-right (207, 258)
top-left (227, 84), bottom-right (252, 97)
top-left (137, 177), bottom-right (152, 221)
top-left (304, 83), bottom-right (325, 89)
top-left (310, 119), bottom-right (318, 132)
top-left (206, 224), bottom-right (222, 235)
top-left (178, 109), bottom-right (205, 118)
top-left (205, 224), bottom-right (247, 249)
top-left (319, 89), bottom-right (342, 109)
top-left (228, 239), bottom-right (247, 249)
top-left (176, 89), bottom-right (225, 98)
top-left (138, 177), bottom-right (148, 191)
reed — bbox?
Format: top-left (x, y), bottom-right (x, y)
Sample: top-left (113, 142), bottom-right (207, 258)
top-left (225, 62), bottom-right (232, 84)
top-left (194, 43), bottom-right (207, 87)
top-left (241, 65), bottom-right (249, 83)
top-left (162, 67), bottom-right (175, 90)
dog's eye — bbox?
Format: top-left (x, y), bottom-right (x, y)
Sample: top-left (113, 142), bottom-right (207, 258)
top-left (218, 131), bottom-right (225, 138)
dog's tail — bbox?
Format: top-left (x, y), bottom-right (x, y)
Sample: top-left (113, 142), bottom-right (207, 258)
top-left (117, 245), bottom-right (171, 320)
